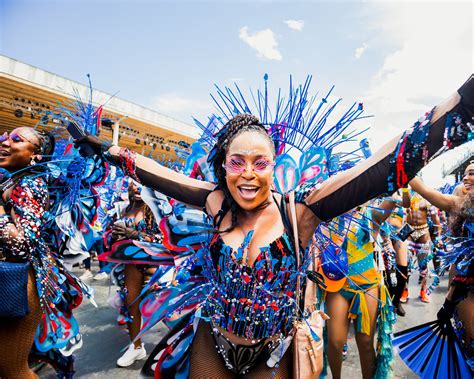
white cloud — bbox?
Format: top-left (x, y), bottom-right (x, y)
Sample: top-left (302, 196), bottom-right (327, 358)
top-left (284, 19), bottom-right (304, 31)
top-left (150, 93), bottom-right (212, 124)
top-left (362, 2), bottom-right (472, 186)
top-left (354, 43), bottom-right (368, 59)
top-left (239, 26), bottom-right (282, 61)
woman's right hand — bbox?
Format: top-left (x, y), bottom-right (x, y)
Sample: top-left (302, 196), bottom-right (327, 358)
top-left (74, 135), bottom-right (112, 157)
top-left (111, 221), bottom-right (139, 241)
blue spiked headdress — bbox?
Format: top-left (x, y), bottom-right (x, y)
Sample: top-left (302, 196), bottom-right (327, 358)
top-left (186, 74), bottom-right (372, 193)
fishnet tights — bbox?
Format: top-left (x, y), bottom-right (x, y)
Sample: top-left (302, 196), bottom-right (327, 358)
top-left (0, 269), bottom-right (41, 379)
top-left (189, 320), bottom-right (292, 379)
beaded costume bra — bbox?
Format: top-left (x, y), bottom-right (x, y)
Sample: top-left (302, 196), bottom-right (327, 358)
top-left (206, 225), bottom-right (298, 340)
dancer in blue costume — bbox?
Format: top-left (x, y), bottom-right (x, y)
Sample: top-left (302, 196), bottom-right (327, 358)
top-left (103, 181), bottom-right (162, 367)
top-left (392, 164), bottom-right (473, 378)
top-left (0, 77), bottom-right (109, 378)
top-left (0, 130), bottom-right (103, 378)
top-left (76, 74), bottom-right (473, 379)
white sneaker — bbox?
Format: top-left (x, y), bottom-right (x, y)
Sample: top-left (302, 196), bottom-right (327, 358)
top-left (117, 343), bottom-right (147, 367)
top-left (93, 272), bottom-right (108, 280)
top-left (79, 270), bottom-right (93, 280)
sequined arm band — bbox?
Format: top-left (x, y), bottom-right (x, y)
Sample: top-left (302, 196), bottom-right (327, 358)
top-left (304, 88), bottom-right (473, 222)
top-left (116, 147), bottom-right (140, 182)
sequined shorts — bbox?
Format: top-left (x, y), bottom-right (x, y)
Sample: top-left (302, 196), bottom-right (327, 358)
top-left (208, 319), bottom-right (279, 375)
top-left (410, 224), bottom-right (430, 241)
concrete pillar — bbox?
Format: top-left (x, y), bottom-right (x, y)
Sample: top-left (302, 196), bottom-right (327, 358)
top-left (112, 122), bottom-right (120, 145)
top-left (110, 121), bottom-right (120, 179)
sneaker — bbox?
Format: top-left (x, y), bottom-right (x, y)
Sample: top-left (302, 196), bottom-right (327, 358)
top-left (117, 344), bottom-right (146, 367)
top-left (400, 288), bottom-right (409, 303)
top-left (420, 290), bottom-right (430, 303)
top-left (79, 270), bottom-right (93, 280)
top-left (117, 314), bottom-right (127, 325)
top-left (94, 272), bottom-right (108, 280)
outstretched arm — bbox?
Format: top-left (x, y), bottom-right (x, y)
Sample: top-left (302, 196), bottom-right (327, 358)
top-left (408, 176), bottom-right (458, 213)
top-left (106, 145), bottom-right (215, 208)
top-left (303, 77), bottom-right (472, 223)
top-left (74, 135), bottom-right (216, 208)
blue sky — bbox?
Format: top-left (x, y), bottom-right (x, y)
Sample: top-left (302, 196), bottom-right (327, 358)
top-left (1, 0), bottom-right (473, 185)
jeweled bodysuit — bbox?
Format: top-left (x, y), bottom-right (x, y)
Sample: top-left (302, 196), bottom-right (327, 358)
top-left (207, 231), bottom-right (297, 340)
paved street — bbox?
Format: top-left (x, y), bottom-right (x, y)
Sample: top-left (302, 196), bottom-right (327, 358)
top-left (39, 262), bottom-right (448, 378)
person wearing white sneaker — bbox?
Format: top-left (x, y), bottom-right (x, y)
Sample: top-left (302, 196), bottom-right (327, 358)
top-left (93, 271), bottom-right (108, 280)
top-left (105, 182), bottom-right (160, 368)
top-left (117, 343), bottom-right (147, 367)
top-left (79, 269), bottom-right (93, 280)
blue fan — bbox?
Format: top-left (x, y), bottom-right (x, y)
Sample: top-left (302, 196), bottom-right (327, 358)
top-left (392, 320), bottom-right (472, 379)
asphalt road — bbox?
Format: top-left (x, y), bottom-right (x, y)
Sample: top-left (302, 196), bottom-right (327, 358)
top-left (38, 262), bottom-right (448, 378)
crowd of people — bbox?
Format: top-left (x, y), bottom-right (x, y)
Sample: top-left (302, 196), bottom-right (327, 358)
top-left (0, 74), bottom-right (472, 379)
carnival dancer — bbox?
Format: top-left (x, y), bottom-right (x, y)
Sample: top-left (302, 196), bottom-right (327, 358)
top-left (320, 201), bottom-right (397, 379)
top-left (403, 188), bottom-right (441, 303)
top-left (103, 181), bottom-right (161, 367)
top-left (75, 74), bottom-right (473, 378)
top-left (379, 190), bottom-right (410, 316)
top-left (392, 163), bottom-right (474, 377)
top-left (0, 128), bottom-right (89, 378)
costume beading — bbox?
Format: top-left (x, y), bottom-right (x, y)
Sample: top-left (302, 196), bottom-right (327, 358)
top-left (0, 77), bottom-right (110, 377)
top-left (97, 74), bottom-right (473, 378)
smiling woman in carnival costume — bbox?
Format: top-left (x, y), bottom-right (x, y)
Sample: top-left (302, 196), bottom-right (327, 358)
top-left (392, 162), bottom-right (474, 378)
top-left (0, 127), bottom-right (60, 379)
top-left (0, 80), bottom-right (109, 378)
top-left (0, 129), bottom-right (95, 378)
top-left (76, 74), bottom-right (473, 378)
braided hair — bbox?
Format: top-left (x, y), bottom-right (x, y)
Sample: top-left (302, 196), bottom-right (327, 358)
top-left (209, 114), bottom-right (275, 233)
top-left (32, 130), bottom-right (55, 162)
